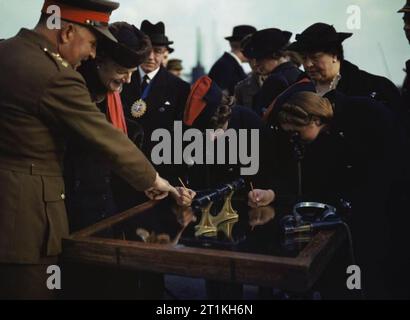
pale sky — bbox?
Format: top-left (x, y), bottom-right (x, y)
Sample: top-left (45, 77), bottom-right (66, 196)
top-left (0, 0), bottom-right (408, 85)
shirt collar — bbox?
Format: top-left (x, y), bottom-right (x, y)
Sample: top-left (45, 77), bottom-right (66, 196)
top-left (228, 51), bottom-right (243, 66)
top-left (138, 66), bottom-right (160, 83)
top-left (315, 74), bottom-right (342, 97)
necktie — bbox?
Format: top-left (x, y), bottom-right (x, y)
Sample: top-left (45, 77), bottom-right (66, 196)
top-left (141, 74), bottom-right (150, 93)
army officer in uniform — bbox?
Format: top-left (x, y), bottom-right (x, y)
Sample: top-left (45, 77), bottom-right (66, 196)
top-left (0, 0), bottom-right (179, 299)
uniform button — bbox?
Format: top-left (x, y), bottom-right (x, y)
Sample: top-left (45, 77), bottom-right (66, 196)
top-left (61, 193), bottom-right (65, 200)
top-left (43, 48), bottom-right (48, 52)
top-left (346, 165), bottom-right (353, 169)
top-left (159, 107), bottom-right (165, 112)
top-left (102, 195), bottom-right (107, 201)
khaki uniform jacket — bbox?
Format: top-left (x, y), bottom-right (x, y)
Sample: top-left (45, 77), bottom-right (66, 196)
top-left (0, 29), bottom-right (156, 264)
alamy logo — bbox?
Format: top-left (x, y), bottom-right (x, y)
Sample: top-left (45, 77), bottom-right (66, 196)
top-left (46, 265), bottom-right (61, 290)
top-left (46, 5), bottom-right (61, 30)
top-left (151, 121), bottom-right (260, 176)
top-left (346, 5), bottom-right (361, 30)
top-left (346, 265), bottom-right (361, 290)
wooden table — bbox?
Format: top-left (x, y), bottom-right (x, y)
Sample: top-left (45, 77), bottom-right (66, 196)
top-left (61, 200), bottom-right (346, 294)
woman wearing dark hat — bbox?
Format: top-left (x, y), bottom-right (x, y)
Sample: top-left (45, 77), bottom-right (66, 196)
top-left (65, 22), bottom-right (194, 233)
top-left (184, 75), bottom-right (274, 298)
top-left (242, 28), bottom-right (309, 117)
top-left (64, 22), bottom-right (150, 232)
top-left (240, 28), bottom-right (316, 202)
top-left (253, 89), bottom-right (409, 298)
top-left (288, 23), bottom-right (402, 116)
top-left (184, 76), bottom-right (272, 192)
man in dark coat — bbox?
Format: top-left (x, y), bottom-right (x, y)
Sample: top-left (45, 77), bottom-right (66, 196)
top-left (208, 25), bottom-right (256, 96)
top-left (0, 0), bottom-right (176, 299)
top-left (119, 21), bottom-right (191, 299)
top-left (121, 20), bottom-right (190, 187)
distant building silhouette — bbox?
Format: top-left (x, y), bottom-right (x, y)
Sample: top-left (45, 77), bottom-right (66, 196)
top-left (191, 27), bottom-right (205, 83)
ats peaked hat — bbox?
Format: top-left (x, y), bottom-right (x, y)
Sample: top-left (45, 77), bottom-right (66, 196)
top-left (41, 0), bottom-right (119, 42)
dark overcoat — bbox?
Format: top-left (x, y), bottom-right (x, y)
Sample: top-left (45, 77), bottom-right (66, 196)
top-left (208, 52), bottom-right (247, 96)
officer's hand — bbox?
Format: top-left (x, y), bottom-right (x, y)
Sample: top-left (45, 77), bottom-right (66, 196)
top-left (173, 187), bottom-right (196, 208)
top-left (248, 189), bottom-right (275, 208)
top-left (145, 173), bottom-right (178, 200)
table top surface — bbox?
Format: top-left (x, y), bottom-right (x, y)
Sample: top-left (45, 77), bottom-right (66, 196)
top-left (63, 197), bottom-right (345, 291)
top-left (92, 198), bottom-right (313, 259)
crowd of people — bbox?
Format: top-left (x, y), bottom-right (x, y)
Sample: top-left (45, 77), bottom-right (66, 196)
top-left (0, 0), bottom-right (409, 300)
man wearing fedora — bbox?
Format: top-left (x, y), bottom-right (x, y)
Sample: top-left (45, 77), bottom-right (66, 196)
top-left (0, 0), bottom-right (180, 299)
top-left (208, 25), bottom-right (257, 96)
top-left (120, 20), bottom-right (190, 191)
top-left (118, 21), bottom-right (191, 298)
top-left (288, 23), bottom-right (402, 116)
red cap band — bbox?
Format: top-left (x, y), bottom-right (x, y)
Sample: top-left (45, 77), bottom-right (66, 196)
top-left (184, 76), bottom-right (212, 126)
top-left (42, 0), bottom-right (111, 25)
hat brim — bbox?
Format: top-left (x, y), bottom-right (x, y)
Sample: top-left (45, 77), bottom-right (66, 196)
top-left (98, 33), bottom-right (150, 69)
top-left (337, 32), bottom-right (353, 42)
top-left (61, 17), bottom-right (118, 43)
top-left (287, 32), bottom-right (352, 52)
top-left (91, 25), bottom-right (118, 43)
top-left (225, 36), bottom-right (243, 42)
top-left (110, 43), bottom-right (145, 68)
top-left (151, 40), bottom-right (174, 46)
top-left (244, 31), bottom-right (293, 59)
top-left (149, 35), bottom-right (174, 46)
top-left (398, 6), bottom-right (410, 13)
top-left (286, 41), bottom-right (300, 52)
